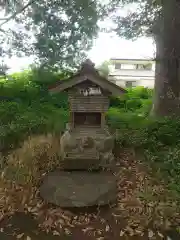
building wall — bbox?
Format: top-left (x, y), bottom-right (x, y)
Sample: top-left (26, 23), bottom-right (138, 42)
top-left (110, 79), bottom-right (154, 88)
top-left (109, 59), bottom-right (155, 89)
top-left (110, 69), bottom-right (155, 77)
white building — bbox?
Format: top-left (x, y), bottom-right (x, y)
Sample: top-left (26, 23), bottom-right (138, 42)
top-left (109, 58), bottom-right (155, 88)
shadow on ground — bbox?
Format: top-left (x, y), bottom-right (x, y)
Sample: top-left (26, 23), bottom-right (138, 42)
top-left (0, 212), bottom-right (71, 240)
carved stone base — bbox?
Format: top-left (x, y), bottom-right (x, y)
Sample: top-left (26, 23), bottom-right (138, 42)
top-left (60, 127), bottom-right (115, 170)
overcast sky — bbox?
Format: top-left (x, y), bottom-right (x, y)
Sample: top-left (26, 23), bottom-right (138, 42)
top-left (88, 34), bottom-right (155, 64)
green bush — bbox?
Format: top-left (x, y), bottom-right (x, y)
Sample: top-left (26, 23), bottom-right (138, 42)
top-left (127, 86), bottom-right (153, 99)
top-left (109, 110), bottom-right (180, 196)
top-left (126, 98), bottom-right (142, 111)
top-left (0, 101), bottom-right (69, 152)
top-left (109, 96), bottom-right (125, 108)
top-left (0, 73), bottom-right (153, 153)
top-left (0, 68), bottom-right (71, 153)
top-left (107, 107), bottom-right (148, 129)
top-left (2, 67), bottom-right (180, 198)
top-left (109, 87), bottom-right (153, 115)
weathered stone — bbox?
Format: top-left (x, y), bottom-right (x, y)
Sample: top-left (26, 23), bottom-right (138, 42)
top-left (96, 136), bottom-right (114, 153)
top-left (40, 171), bottom-right (117, 207)
top-left (60, 130), bottom-right (79, 158)
top-left (60, 129), bottom-right (115, 170)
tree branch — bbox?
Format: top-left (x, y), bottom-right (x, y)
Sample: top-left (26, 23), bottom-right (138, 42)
top-left (0, 0), bottom-right (36, 28)
top-left (0, 18), bottom-right (9, 21)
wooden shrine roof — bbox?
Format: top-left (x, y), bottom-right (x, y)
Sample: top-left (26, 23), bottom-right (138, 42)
top-left (48, 59), bottom-right (127, 96)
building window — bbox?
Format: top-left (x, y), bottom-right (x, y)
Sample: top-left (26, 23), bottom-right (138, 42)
top-left (125, 81), bottom-right (137, 88)
top-left (136, 63), bottom-right (152, 70)
top-left (114, 63), bottom-right (121, 69)
top-left (121, 64), bottom-right (136, 70)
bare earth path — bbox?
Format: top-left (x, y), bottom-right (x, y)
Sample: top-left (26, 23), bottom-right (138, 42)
top-left (0, 148), bottom-right (179, 239)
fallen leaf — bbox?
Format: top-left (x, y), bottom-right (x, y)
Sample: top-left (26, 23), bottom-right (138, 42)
top-left (96, 229), bottom-right (102, 235)
top-left (43, 217), bottom-right (54, 227)
top-left (64, 228), bottom-right (71, 235)
top-left (126, 226), bottom-right (135, 236)
top-left (100, 218), bottom-right (106, 224)
top-left (157, 232), bottom-right (164, 238)
top-left (16, 233), bottom-right (24, 239)
top-left (58, 218), bottom-right (65, 225)
top-left (53, 230), bottom-right (60, 236)
top-left (148, 229), bottom-right (154, 238)
top-left (105, 225), bottom-right (110, 232)
top-left (82, 227), bottom-right (94, 233)
top-left (120, 230), bottom-right (125, 236)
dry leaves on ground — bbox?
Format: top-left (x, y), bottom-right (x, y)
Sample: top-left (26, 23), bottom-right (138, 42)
top-left (0, 146), bottom-right (179, 239)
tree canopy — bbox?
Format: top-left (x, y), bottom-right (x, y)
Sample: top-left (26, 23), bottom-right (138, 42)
top-left (0, 0), bottom-right (117, 70)
top-left (111, 0), bottom-right (161, 40)
top-left (97, 60), bottom-right (110, 78)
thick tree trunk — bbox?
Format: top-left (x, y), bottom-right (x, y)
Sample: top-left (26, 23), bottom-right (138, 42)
top-left (152, 0), bottom-right (180, 116)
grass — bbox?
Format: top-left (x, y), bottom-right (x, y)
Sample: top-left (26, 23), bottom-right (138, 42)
top-left (3, 134), bottom-right (62, 186)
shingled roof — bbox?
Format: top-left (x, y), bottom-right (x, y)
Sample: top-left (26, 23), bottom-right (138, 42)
top-left (48, 59), bottom-right (127, 96)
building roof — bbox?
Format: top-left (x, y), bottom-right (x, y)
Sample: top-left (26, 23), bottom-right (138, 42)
top-left (110, 58), bottom-right (155, 62)
top-left (109, 74), bottom-right (154, 79)
top-left (48, 59), bottom-right (127, 96)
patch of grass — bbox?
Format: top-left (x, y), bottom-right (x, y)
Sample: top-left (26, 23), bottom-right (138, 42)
top-left (4, 134), bottom-right (62, 186)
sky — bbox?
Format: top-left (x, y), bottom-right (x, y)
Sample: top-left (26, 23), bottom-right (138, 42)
top-left (88, 34), bottom-right (155, 65)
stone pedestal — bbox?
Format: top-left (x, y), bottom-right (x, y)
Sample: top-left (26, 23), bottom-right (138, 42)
top-left (60, 127), bottom-right (115, 170)
top-left (40, 171), bottom-right (117, 207)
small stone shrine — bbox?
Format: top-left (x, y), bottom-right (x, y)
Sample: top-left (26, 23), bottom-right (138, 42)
top-left (40, 59), bottom-right (126, 207)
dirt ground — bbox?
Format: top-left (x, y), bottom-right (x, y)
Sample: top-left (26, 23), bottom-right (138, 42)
top-left (0, 148), bottom-right (179, 239)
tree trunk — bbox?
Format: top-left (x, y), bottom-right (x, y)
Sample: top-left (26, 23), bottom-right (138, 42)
top-left (152, 0), bottom-right (180, 116)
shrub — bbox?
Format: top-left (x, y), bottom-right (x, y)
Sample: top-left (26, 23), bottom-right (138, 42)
top-left (109, 87), bottom-right (153, 115)
top-left (127, 86), bottom-right (153, 99)
top-left (110, 112), bottom-right (180, 197)
top-left (107, 107), bottom-right (151, 130)
top-left (0, 101), bottom-right (68, 153)
top-left (0, 68), bottom-right (71, 153)
top-left (126, 98), bottom-right (142, 111)
top-left (109, 96), bottom-right (126, 108)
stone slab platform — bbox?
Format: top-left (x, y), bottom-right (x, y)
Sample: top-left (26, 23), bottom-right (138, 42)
top-left (40, 171), bottom-right (117, 207)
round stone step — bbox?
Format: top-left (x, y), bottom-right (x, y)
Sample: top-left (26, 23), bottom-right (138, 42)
top-left (40, 171), bottom-right (117, 207)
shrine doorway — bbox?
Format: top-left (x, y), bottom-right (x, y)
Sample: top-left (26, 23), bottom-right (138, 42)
top-left (74, 112), bottom-right (101, 127)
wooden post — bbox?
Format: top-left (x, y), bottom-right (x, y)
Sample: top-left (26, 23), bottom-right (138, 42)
top-left (101, 112), bottom-right (105, 128)
top-left (69, 112), bottom-right (74, 129)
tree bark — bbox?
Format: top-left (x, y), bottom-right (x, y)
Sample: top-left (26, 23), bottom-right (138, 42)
top-left (152, 0), bottom-right (180, 116)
